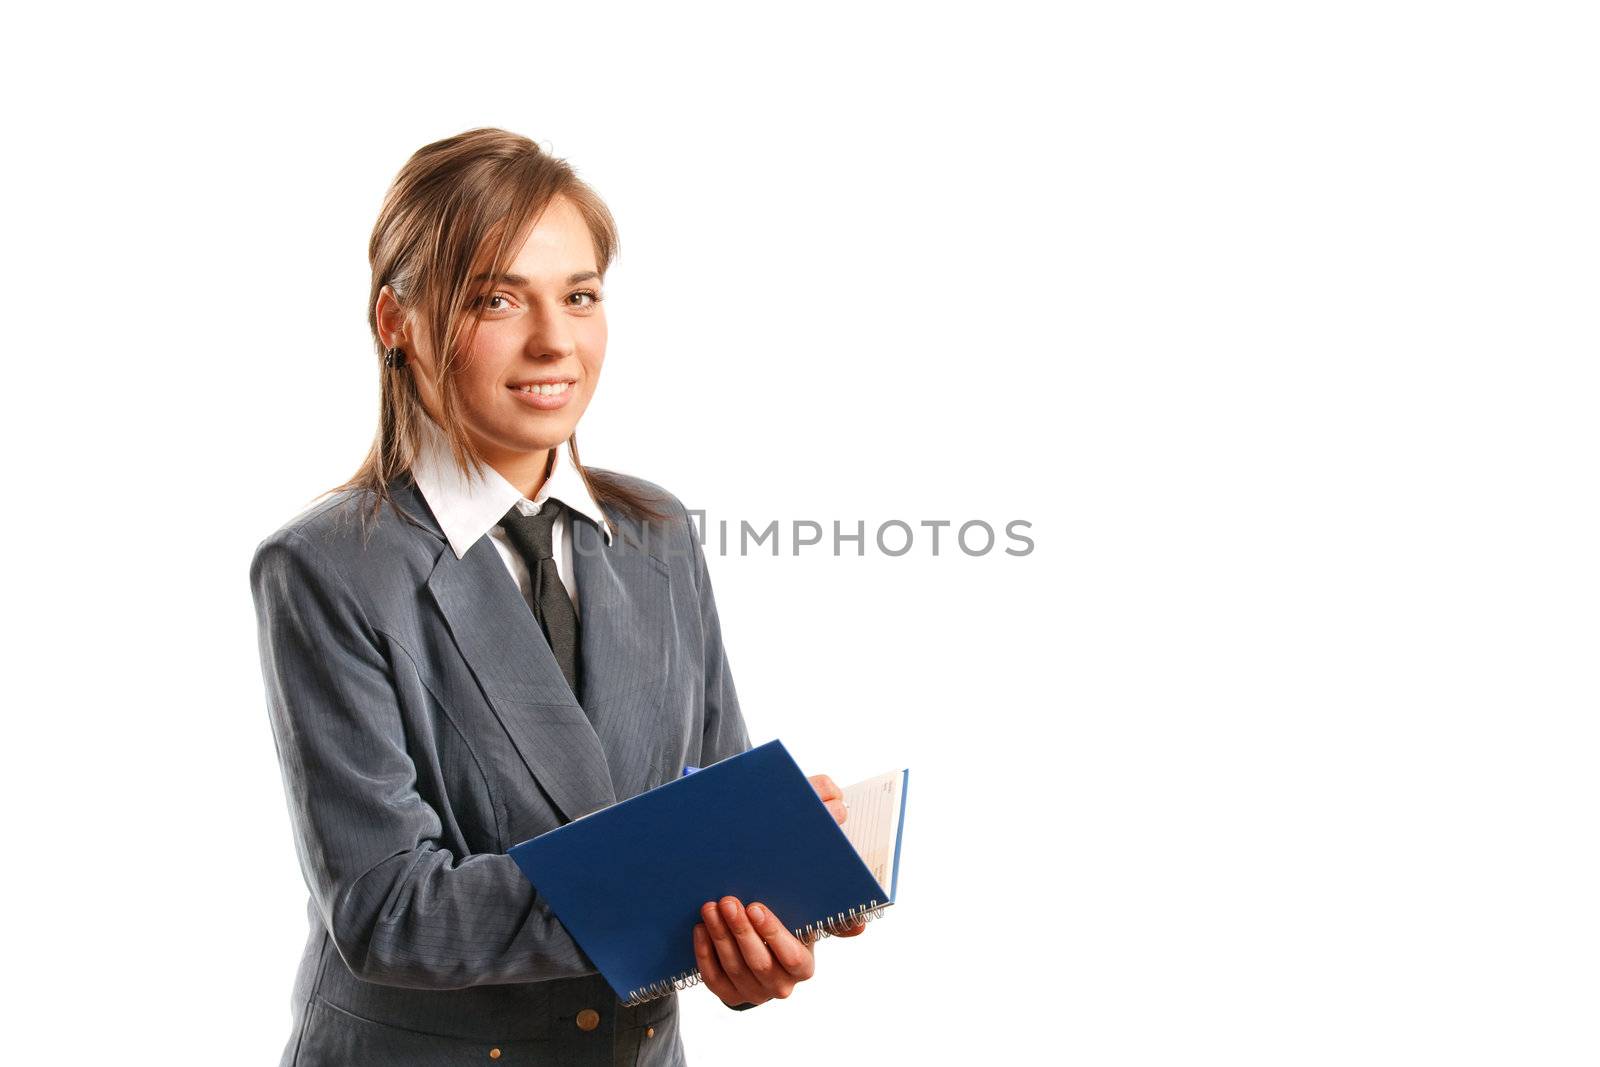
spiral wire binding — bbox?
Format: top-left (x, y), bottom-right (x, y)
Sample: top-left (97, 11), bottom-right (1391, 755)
top-left (622, 900), bottom-right (891, 1007)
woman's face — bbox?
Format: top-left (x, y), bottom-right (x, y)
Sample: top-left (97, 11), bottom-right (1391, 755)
top-left (395, 195), bottom-right (607, 484)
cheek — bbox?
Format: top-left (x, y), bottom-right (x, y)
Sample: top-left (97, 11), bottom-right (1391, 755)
top-left (584, 314), bottom-right (607, 360)
top-left (581, 329), bottom-right (606, 382)
top-left (454, 365), bottom-right (499, 415)
top-left (457, 342), bottom-right (515, 396)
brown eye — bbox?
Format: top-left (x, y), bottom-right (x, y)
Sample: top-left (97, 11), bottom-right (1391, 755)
top-left (570, 290), bottom-right (602, 308)
top-left (469, 293), bottom-right (514, 313)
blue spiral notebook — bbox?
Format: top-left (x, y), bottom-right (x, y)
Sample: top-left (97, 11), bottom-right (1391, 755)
top-left (508, 739), bottom-right (909, 1006)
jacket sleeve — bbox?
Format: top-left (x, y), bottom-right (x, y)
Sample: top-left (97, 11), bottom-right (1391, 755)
top-left (680, 501), bottom-right (752, 767)
top-left (250, 527), bottom-right (598, 990)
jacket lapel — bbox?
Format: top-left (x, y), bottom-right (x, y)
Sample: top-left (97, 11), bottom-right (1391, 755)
top-left (402, 481), bottom-right (618, 824)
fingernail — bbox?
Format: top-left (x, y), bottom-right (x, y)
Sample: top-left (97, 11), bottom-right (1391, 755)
top-left (748, 903), bottom-right (767, 923)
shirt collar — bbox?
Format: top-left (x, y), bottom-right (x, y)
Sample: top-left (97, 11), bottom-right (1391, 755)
top-left (410, 416), bottom-right (615, 559)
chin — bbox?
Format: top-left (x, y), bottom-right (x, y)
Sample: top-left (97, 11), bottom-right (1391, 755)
top-left (517, 423), bottom-right (580, 451)
top-left (513, 432), bottom-right (574, 454)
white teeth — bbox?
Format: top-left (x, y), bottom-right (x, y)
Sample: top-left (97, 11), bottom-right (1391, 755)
top-left (514, 382), bottom-right (572, 396)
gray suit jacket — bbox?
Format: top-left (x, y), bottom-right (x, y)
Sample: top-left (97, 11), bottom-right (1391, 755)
top-left (250, 472), bottom-right (751, 1066)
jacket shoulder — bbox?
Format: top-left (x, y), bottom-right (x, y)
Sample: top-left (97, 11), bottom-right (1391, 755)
top-left (250, 486), bottom-right (435, 576)
top-left (585, 467), bottom-right (698, 554)
top-left (587, 467), bottom-right (688, 521)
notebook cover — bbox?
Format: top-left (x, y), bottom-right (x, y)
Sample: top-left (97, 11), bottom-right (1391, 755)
top-left (507, 739), bottom-right (891, 1004)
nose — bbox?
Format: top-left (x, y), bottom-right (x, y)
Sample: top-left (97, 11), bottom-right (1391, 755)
top-left (521, 299), bottom-right (578, 362)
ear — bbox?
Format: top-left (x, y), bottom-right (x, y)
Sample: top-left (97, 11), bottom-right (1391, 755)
top-left (375, 284), bottom-right (411, 349)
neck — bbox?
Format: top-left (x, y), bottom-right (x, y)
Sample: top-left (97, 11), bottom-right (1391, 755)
top-left (475, 437), bottom-right (556, 500)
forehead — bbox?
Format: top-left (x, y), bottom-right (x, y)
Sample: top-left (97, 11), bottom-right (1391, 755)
top-left (487, 196), bottom-right (597, 281)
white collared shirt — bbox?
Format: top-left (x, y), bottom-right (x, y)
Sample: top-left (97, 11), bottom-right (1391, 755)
top-left (409, 416), bottom-right (614, 617)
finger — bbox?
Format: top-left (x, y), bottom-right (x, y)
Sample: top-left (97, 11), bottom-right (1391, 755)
top-left (693, 923), bottom-right (740, 1005)
top-left (809, 776), bottom-right (847, 824)
top-left (701, 899), bottom-right (767, 1004)
top-left (745, 902), bottom-right (815, 981)
top-left (701, 900), bottom-right (761, 1001)
top-left (808, 774), bottom-right (842, 803)
top-left (719, 895), bottom-right (794, 999)
top-left (831, 918), bottom-right (868, 937)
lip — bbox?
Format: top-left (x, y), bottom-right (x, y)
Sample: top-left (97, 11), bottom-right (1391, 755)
top-left (507, 380), bottom-right (577, 411)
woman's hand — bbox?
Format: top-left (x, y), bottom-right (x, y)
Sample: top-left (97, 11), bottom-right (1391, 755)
top-left (695, 897), bottom-right (815, 1007)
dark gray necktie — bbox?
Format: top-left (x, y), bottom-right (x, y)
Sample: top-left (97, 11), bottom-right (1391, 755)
top-left (499, 502), bottom-right (581, 697)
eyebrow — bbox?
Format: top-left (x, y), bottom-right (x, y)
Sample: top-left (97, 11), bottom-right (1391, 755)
top-left (470, 270), bottom-right (601, 287)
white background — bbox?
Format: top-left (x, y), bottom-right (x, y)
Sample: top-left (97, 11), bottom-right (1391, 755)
top-left (5, 2), bottom-right (1596, 1063)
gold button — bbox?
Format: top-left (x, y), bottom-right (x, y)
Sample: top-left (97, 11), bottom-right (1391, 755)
top-left (576, 1008), bottom-right (600, 1032)
top-left (488, 1050), bottom-right (501, 1060)
top-left (646, 1026), bottom-right (656, 1038)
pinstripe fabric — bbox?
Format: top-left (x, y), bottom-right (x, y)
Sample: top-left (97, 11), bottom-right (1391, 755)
top-left (250, 471), bottom-right (751, 1066)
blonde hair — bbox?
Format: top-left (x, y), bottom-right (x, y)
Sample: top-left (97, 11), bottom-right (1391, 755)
top-left (331, 127), bottom-right (668, 533)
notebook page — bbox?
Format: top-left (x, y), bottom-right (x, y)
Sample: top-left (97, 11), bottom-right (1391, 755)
top-left (839, 769), bottom-right (903, 897)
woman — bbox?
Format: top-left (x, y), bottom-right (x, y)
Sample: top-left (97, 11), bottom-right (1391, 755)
top-left (250, 128), bottom-right (862, 1067)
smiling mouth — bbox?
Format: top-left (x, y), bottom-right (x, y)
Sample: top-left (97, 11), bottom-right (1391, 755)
top-left (509, 382), bottom-right (573, 397)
